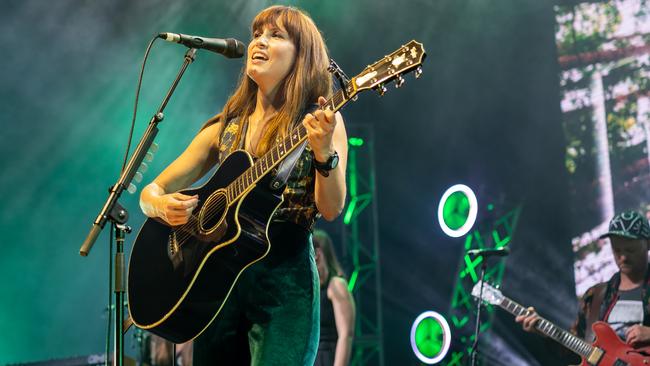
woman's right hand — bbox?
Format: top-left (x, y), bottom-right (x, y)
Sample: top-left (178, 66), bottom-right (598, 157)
top-left (140, 183), bottom-right (199, 226)
top-left (152, 192), bottom-right (199, 226)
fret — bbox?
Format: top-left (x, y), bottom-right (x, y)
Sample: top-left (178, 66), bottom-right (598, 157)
top-left (283, 138), bottom-right (291, 153)
top-left (496, 295), bottom-right (593, 358)
top-left (333, 90), bottom-right (344, 108)
top-left (540, 320), bottom-right (548, 333)
top-left (328, 98), bottom-right (336, 111)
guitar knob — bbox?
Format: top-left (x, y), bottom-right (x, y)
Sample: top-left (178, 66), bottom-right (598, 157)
top-left (415, 66), bottom-right (423, 79)
top-left (395, 75), bottom-right (405, 88)
top-left (377, 84), bottom-right (387, 96)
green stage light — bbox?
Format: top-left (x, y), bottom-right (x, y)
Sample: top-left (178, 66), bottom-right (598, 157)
top-left (438, 184), bottom-right (478, 238)
top-left (348, 137), bottom-right (364, 146)
top-left (410, 311), bottom-right (451, 364)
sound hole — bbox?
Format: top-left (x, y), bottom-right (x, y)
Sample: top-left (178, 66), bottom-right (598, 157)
top-left (198, 190), bottom-right (228, 235)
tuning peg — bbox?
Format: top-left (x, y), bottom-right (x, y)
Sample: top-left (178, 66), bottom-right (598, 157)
top-left (376, 84), bottom-right (387, 96)
top-left (395, 75), bottom-right (405, 88)
top-left (149, 142), bottom-right (159, 153)
top-left (139, 162), bottom-right (148, 174)
top-left (134, 171), bottom-right (143, 183)
top-left (145, 151), bottom-right (154, 162)
top-left (127, 183), bottom-right (137, 194)
top-left (415, 66), bottom-right (423, 79)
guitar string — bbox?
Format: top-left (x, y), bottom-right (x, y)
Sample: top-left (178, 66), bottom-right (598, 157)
top-left (167, 81), bottom-right (352, 247)
top-left (504, 298), bottom-right (592, 357)
top-left (169, 88), bottom-right (358, 247)
top-left (158, 47), bottom-right (422, 247)
top-left (169, 122), bottom-right (311, 246)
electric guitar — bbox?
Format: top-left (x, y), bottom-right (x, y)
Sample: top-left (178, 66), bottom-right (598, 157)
top-left (471, 282), bottom-right (650, 365)
top-left (127, 41), bottom-right (426, 343)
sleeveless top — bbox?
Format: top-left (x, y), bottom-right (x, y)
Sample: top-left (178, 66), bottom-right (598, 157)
top-left (319, 276), bottom-right (338, 344)
top-left (217, 117), bottom-right (320, 230)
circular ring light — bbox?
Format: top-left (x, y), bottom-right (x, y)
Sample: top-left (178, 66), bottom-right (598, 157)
top-left (410, 310), bottom-right (452, 364)
top-left (438, 184), bottom-right (478, 237)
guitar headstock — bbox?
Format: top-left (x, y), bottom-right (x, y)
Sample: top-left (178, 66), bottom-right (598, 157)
top-left (348, 40), bottom-right (426, 97)
top-left (471, 281), bottom-right (504, 306)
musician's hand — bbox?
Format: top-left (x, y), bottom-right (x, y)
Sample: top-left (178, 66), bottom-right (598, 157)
top-left (154, 192), bottom-right (199, 226)
top-left (303, 96), bottom-right (337, 162)
top-left (515, 307), bottom-right (542, 335)
top-left (625, 324), bottom-right (650, 346)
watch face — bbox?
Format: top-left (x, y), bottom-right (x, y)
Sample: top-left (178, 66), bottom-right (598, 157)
top-left (330, 153), bottom-right (339, 169)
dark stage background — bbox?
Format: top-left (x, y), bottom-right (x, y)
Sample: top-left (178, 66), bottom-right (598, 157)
top-left (0, 0), bottom-right (578, 365)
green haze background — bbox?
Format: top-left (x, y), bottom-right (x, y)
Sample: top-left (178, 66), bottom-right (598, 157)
top-left (0, 0), bottom-right (574, 364)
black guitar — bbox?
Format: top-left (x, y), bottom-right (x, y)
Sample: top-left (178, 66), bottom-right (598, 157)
top-left (127, 41), bottom-right (426, 343)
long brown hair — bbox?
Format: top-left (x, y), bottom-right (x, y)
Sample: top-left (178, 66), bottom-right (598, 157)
top-left (313, 229), bottom-right (345, 279)
top-left (204, 5), bottom-right (332, 156)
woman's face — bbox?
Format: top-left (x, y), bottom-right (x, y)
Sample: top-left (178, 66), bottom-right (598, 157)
top-left (246, 21), bottom-right (296, 93)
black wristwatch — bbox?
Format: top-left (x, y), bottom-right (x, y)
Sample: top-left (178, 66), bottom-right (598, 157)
top-left (313, 151), bottom-right (339, 177)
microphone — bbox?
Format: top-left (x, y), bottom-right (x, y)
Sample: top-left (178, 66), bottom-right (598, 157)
top-left (467, 247), bottom-right (510, 257)
top-left (158, 32), bottom-right (245, 58)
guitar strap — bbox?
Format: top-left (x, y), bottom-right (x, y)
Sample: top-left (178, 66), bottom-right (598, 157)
top-left (220, 104), bottom-right (319, 191)
top-left (269, 140), bottom-right (307, 190)
top-left (585, 283), bottom-right (606, 342)
top-left (268, 103), bottom-right (320, 190)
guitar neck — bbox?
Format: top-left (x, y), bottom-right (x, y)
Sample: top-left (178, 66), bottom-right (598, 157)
top-left (224, 88), bottom-right (350, 202)
top-left (498, 296), bottom-right (594, 358)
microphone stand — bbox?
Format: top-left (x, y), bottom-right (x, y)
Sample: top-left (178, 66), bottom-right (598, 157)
top-left (79, 47), bottom-right (198, 366)
top-left (470, 258), bottom-right (488, 366)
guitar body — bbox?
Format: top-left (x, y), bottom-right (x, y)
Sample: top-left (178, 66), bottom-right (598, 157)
top-left (577, 321), bottom-right (650, 366)
top-left (127, 150), bottom-right (283, 343)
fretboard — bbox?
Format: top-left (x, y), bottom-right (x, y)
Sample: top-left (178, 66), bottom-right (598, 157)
top-left (224, 87), bottom-right (350, 203)
top-left (499, 296), bottom-right (594, 358)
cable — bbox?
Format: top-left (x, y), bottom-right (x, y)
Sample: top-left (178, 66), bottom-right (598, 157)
top-left (121, 36), bottom-right (161, 173)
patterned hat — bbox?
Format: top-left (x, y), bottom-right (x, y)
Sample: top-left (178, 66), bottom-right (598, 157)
top-left (600, 211), bottom-right (650, 240)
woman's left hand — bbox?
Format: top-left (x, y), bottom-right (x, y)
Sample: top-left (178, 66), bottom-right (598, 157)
top-left (303, 96), bottom-right (337, 162)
